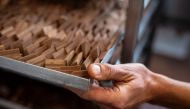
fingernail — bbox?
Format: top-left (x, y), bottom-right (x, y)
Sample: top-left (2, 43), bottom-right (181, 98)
top-left (92, 64), bottom-right (101, 76)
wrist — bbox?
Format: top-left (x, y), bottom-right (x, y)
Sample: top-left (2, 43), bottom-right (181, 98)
top-left (148, 71), bottom-right (172, 101)
top-left (148, 71), bottom-right (190, 108)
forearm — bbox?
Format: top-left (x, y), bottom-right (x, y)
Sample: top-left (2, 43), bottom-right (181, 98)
top-left (150, 73), bottom-right (190, 108)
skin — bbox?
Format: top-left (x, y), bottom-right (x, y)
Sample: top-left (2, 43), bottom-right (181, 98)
top-left (72, 63), bottom-right (190, 109)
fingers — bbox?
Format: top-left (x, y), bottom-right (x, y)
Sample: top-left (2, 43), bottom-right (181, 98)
top-left (67, 83), bottom-right (116, 104)
top-left (83, 84), bottom-right (124, 104)
top-left (88, 64), bottom-right (128, 81)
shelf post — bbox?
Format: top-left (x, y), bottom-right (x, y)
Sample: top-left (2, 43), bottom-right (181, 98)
top-left (121, 0), bottom-right (144, 63)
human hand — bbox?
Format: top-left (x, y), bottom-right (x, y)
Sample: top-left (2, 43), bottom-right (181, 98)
top-left (72, 63), bottom-right (160, 109)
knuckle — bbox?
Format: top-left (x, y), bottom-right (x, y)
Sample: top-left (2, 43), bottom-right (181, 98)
top-left (104, 64), bottom-right (112, 71)
top-left (134, 63), bottom-right (148, 73)
top-left (107, 64), bottom-right (117, 73)
top-left (135, 63), bottom-right (146, 68)
top-left (102, 64), bottom-right (114, 78)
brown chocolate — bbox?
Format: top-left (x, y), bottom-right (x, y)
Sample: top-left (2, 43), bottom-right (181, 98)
top-left (19, 53), bottom-right (38, 62)
top-left (64, 50), bottom-right (75, 66)
top-left (0, 48), bottom-right (20, 56)
top-left (72, 52), bottom-right (83, 65)
top-left (1, 26), bottom-right (14, 36)
top-left (27, 55), bottom-right (46, 65)
top-left (46, 65), bottom-right (81, 72)
top-left (45, 59), bottom-right (65, 66)
top-left (0, 45), bottom-right (5, 51)
top-left (53, 48), bottom-right (66, 59)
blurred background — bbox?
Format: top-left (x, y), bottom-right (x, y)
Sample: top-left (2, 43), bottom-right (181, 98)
top-left (140, 0), bottom-right (190, 109)
top-left (150, 0), bottom-right (190, 82)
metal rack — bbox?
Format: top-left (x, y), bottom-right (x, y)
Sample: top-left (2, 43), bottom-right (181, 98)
top-left (121, 0), bottom-right (159, 64)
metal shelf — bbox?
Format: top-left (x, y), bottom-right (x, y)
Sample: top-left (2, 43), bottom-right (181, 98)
top-left (121, 0), bottom-right (159, 64)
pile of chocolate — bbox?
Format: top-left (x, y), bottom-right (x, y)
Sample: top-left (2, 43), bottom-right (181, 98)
top-left (0, 0), bottom-right (127, 78)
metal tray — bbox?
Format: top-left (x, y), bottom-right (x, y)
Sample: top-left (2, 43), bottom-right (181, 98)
top-left (0, 34), bottom-right (123, 91)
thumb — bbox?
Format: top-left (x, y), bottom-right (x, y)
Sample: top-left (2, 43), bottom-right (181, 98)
top-left (88, 64), bottom-right (127, 81)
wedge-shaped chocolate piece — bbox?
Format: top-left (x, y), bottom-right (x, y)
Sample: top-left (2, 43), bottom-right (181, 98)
top-left (40, 38), bottom-right (52, 46)
top-left (26, 42), bottom-right (40, 54)
top-left (72, 52), bottom-right (83, 65)
top-left (99, 51), bottom-right (107, 60)
top-left (64, 50), bottom-right (75, 65)
top-left (107, 31), bottom-right (120, 50)
top-left (15, 20), bottom-right (28, 33)
top-left (0, 48), bottom-right (22, 60)
top-left (94, 58), bottom-right (100, 63)
top-left (22, 32), bottom-right (32, 43)
top-left (83, 56), bottom-right (93, 68)
top-left (27, 55), bottom-right (46, 65)
top-left (0, 48), bottom-right (20, 56)
top-left (0, 36), bottom-right (7, 43)
top-left (0, 38), bottom-right (13, 49)
top-left (32, 21), bottom-right (44, 35)
top-left (75, 29), bottom-right (85, 37)
top-left (16, 25), bottom-right (35, 40)
top-left (6, 30), bottom-right (16, 38)
top-left (35, 36), bottom-right (48, 46)
top-left (4, 53), bottom-right (22, 60)
top-left (46, 65), bottom-right (81, 72)
top-left (43, 26), bottom-right (58, 38)
top-left (1, 26), bottom-right (14, 36)
top-left (72, 70), bottom-right (88, 77)
top-left (55, 41), bottom-right (71, 51)
top-left (55, 31), bottom-right (66, 40)
top-left (59, 65), bottom-right (81, 71)
top-left (36, 61), bottom-right (45, 67)
top-left (0, 45), bottom-right (5, 51)
top-left (10, 40), bottom-right (24, 53)
top-left (81, 42), bottom-right (91, 58)
top-left (65, 41), bottom-right (78, 53)
top-left (34, 44), bottom-right (49, 55)
top-left (19, 53), bottom-right (38, 62)
top-left (53, 48), bottom-right (66, 59)
top-left (42, 46), bottom-right (55, 58)
top-left (89, 46), bottom-right (100, 60)
top-left (45, 59), bottom-right (65, 66)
